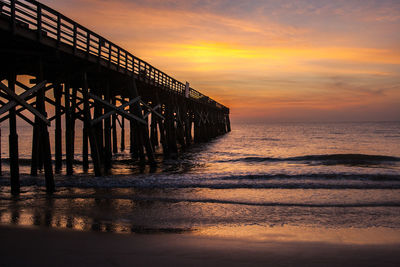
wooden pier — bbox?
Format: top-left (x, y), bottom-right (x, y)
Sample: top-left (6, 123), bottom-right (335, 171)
top-left (0, 0), bottom-right (230, 194)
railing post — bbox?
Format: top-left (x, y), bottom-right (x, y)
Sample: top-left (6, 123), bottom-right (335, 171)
top-left (86, 32), bottom-right (90, 57)
top-left (125, 52), bottom-right (128, 71)
top-left (134, 57), bottom-right (137, 73)
top-left (117, 48), bottom-right (120, 71)
top-left (10, 0), bottom-right (16, 34)
top-left (108, 44), bottom-right (111, 67)
top-left (97, 38), bottom-right (102, 63)
top-left (37, 4), bottom-right (42, 41)
top-left (57, 14), bottom-right (61, 47)
top-left (73, 24), bottom-right (77, 55)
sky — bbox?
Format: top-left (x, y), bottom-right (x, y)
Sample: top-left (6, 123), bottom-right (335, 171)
top-left (42, 0), bottom-right (400, 122)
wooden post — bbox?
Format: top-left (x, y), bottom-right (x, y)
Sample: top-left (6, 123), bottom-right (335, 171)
top-left (165, 101), bottom-right (178, 154)
top-left (93, 89), bottom-right (104, 163)
top-left (150, 112), bottom-right (158, 150)
top-left (209, 112), bottom-right (215, 138)
top-left (36, 64), bottom-right (55, 193)
top-left (130, 79), bottom-right (155, 163)
top-left (71, 87), bottom-right (77, 162)
top-left (37, 123), bottom-right (44, 171)
top-left (222, 113), bottom-right (227, 134)
top-left (216, 112), bottom-right (222, 135)
top-left (218, 112), bottom-right (224, 135)
top-left (226, 114), bottom-right (231, 132)
top-left (54, 84), bottom-right (62, 173)
top-left (187, 109), bottom-right (193, 145)
top-left (112, 97), bottom-right (118, 154)
top-left (194, 107), bottom-right (201, 143)
top-left (41, 115), bottom-right (55, 193)
top-left (82, 125), bottom-right (89, 171)
top-left (142, 121), bottom-right (155, 163)
top-left (37, 4), bottom-right (42, 41)
top-left (10, 0), bottom-right (16, 34)
top-left (201, 110), bottom-right (208, 142)
top-left (65, 83), bottom-right (73, 175)
top-left (158, 106), bottom-right (168, 157)
top-left (30, 117), bottom-right (39, 176)
top-left (104, 86), bottom-right (112, 170)
top-left (83, 73), bottom-right (103, 176)
top-left (183, 104), bottom-right (191, 147)
top-left (120, 116), bottom-right (125, 151)
top-left (155, 93), bottom-right (168, 157)
top-left (0, 127), bottom-right (2, 176)
top-left (129, 100), bottom-right (138, 160)
top-left (134, 121), bottom-right (145, 163)
top-left (173, 98), bottom-right (185, 150)
top-left (81, 85), bottom-right (89, 171)
top-left (202, 111), bottom-right (208, 141)
top-left (8, 71), bottom-right (20, 195)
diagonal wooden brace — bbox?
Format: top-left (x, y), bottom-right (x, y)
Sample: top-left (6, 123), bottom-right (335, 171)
top-left (203, 112), bottom-right (209, 124)
top-left (89, 93), bottom-right (146, 125)
top-left (141, 102), bottom-right (164, 120)
top-left (0, 81), bottom-right (50, 125)
top-left (90, 96), bottom-right (141, 125)
top-left (0, 96), bottom-right (57, 123)
top-left (0, 99), bottom-right (34, 125)
top-left (196, 110), bottom-right (204, 126)
top-left (0, 81), bottom-right (47, 114)
top-left (47, 99), bottom-right (84, 122)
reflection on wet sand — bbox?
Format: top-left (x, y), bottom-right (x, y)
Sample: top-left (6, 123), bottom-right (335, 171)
top-left (0, 189), bottom-right (194, 234)
top-left (1, 186), bottom-right (400, 247)
top-left (2, 196), bottom-right (400, 246)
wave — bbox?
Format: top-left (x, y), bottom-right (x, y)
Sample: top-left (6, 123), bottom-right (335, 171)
top-left (2, 154), bottom-right (398, 168)
top-left (217, 154), bottom-right (400, 166)
top-left (70, 197), bottom-right (400, 207)
top-left (2, 194), bottom-right (400, 208)
top-left (259, 138), bottom-right (281, 141)
top-left (1, 174), bottom-right (400, 189)
top-left (56, 183), bottom-right (400, 190)
top-left (214, 173), bottom-right (400, 181)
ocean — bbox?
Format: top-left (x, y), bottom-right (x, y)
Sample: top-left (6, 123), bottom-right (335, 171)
top-left (0, 121), bottom-right (400, 244)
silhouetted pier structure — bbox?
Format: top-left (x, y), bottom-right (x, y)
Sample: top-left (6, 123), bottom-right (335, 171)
top-left (0, 0), bottom-right (230, 195)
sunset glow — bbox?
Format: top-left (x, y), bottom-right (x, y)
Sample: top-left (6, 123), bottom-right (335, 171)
top-left (41, 0), bottom-right (400, 122)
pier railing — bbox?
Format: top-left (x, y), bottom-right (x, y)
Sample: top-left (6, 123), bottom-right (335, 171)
top-left (0, 0), bottom-right (228, 112)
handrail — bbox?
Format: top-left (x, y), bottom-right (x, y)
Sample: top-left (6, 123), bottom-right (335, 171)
top-left (0, 0), bottom-right (229, 112)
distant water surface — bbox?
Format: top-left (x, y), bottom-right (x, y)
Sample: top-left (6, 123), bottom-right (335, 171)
top-left (0, 121), bottom-right (400, 243)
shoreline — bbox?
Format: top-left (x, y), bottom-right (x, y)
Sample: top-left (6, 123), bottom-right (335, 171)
top-left (1, 225), bottom-right (399, 266)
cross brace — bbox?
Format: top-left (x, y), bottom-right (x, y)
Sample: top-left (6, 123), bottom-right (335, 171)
top-left (141, 102), bottom-right (165, 120)
top-left (89, 93), bottom-right (146, 125)
top-left (0, 81), bottom-right (50, 125)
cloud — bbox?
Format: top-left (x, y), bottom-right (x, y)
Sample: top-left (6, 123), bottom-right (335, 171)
top-left (39, 0), bottom-right (400, 121)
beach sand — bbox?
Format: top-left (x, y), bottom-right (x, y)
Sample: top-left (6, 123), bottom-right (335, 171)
top-left (1, 225), bottom-right (399, 267)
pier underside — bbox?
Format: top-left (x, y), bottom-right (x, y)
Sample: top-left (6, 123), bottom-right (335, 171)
top-left (0, 0), bottom-right (230, 194)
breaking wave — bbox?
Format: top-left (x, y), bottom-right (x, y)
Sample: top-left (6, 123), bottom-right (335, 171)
top-left (216, 154), bottom-right (400, 166)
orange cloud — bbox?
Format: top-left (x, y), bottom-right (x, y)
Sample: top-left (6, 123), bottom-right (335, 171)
top-left (39, 0), bottom-right (400, 121)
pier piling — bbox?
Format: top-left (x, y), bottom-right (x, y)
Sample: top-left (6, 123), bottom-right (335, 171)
top-left (0, 0), bottom-right (230, 193)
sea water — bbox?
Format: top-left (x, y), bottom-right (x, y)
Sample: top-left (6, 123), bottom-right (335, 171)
top-left (0, 121), bottom-right (400, 244)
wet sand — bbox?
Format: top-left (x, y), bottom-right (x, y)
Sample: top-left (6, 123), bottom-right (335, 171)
top-left (1, 225), bottom-right (399, 267)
